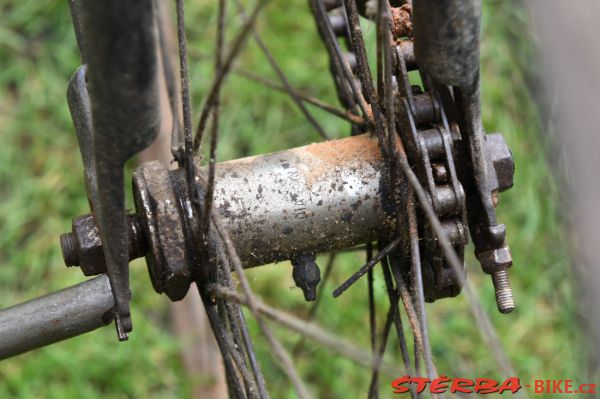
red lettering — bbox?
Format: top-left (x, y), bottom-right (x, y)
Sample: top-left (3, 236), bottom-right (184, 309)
top-left (497, 377), bottom-right (522, 394)
top-left (390, 376), bottom-right (411, 394)
top-left (564, 380), bottom-right (573, 393)
top-left (388, 376), bottom-right (599, 396)
top-left (412, 377), bottom-right (431, 394)
top-left (475, 378), bottom-right (499, 394)
top-left (534, 380), bottom-right (545, 393)
top-left (450, 378), bottom-right (474, 394)
top-left (430, 375), bottom-right (450, 394)
top-left (580, 383), bottom-right (597, 394)
top-left (552, 380), bottom-right (564, 393)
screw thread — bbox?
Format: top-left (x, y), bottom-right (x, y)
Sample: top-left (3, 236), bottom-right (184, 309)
top-left (60, 233), bottom-right (79, 266)
top-left (491, 270), bottom-right (515, 314)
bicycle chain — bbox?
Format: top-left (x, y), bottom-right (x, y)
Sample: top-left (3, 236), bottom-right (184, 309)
top-left (313, 0), bottom-right (467, 300)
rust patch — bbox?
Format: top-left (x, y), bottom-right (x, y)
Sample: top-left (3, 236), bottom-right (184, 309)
top-left (392, 4), bottom-right (412, 39)
top-left (301, 134), bottom-right (383, 187)
top-left (304, 134), bottom-right (382, 163)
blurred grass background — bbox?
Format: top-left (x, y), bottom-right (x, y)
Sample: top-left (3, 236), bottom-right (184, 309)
top-left (0, 0), bottom-right (582, 398)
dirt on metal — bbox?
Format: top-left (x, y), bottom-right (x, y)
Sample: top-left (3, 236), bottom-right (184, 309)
top-left (303, 133), bottom-right (382, 187)
top-left (392, 4), bottom-right (412, 39)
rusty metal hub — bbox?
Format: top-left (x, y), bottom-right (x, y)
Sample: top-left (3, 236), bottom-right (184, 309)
top-left (61, 134), bottom-right (397, 298)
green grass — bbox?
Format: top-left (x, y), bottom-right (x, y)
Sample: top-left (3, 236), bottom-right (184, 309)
top-left (0, 0), bottom-right (581, 398)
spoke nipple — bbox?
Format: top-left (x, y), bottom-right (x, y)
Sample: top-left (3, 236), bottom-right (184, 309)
top-left (60, 233), bottom-right (79, 267)
top-left (491, 270), bottom-right (515, 314)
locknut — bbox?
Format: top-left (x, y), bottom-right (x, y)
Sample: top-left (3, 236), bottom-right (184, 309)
top-left (132, 161), bottom-right (192, 301)
top-left (60, 214), bottom-right (146, 276)
top-left (63, 214), bottom-right (105, 276)
top-left (477, 246), bottom-right (512, 275)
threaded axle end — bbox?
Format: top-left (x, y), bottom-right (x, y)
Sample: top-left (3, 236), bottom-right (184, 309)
top-left (492, 270), bottom-right (515, 314)
top-left (60, 233), bottom-right (79, 267)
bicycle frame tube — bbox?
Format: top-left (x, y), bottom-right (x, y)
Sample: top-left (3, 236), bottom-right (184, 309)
top-left (0, 275), bottom-right (115, 360)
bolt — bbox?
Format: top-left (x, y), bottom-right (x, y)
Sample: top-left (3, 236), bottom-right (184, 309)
top-left (485, 133), bottom-right (515, 193)
top-left (491, 270), bottom-right (515, 314)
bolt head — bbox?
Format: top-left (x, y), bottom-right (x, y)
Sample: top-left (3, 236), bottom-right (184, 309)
top-left (485, 133), bottom-right (515, 192)
top-left (478, 246), bottom-right (512, 275)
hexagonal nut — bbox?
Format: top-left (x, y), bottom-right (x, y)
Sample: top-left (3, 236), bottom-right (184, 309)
top-left (478, 246), bottom-right (512, 275)
top-left (485, 133), bottom-right (515, 192)
top-left (72, 214), bottom-right (107, 276)
top-left (62, 214), bottom-right (147, 275)
top-left (133, 161), bottom-right (191, 301)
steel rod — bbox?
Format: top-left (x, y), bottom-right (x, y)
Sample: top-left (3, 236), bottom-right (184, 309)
top-left (0, 275), bottom-right (115, 360)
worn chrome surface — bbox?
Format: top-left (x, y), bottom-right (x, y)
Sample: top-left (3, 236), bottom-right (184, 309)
top-left (206, 134), bottom-right (396, 267)
top-left (0, 275), bottom-right (115, 360)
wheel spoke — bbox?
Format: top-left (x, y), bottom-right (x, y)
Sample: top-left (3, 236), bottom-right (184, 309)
top-left (407, 189), bottom-right (435, 380)
top-left (237, 307), bottom-right (270, 398)
top-left (175, 0), bottom-right (198, 212)
top-left (209, 284), bottom-right (406, 377)
top-left (366, 244), bottom-right (378, 399)
top-left (192, 0), bottom-right (269, 152)
top-left (235, 69), bottom-right (365, 125)
top-left (332, 237), bottom-right (401, 297)
top-left (177, 2), bottom-right (247, 396)
top-left (342, 0), bottom-right (387, 147)
top-left (232, 0), bottom-right (330, 140)
top-left (154, 0), bottom-right (182, 161)
top-left (308, 0), bottom-right (371, 120)
top-left (211, 214), bottom-right (313, 399)
top-left (380, 254), bottom-right (414, 377)
top-left (201, 0), bottom-right (226, 240)
top-left (213, 225), bottom-right (269, 398)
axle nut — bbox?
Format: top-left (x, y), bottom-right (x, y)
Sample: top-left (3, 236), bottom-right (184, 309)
top-left (65, 214), bottom-right (105, 276)
top-left (60, 214), bottom-right (146, 276)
